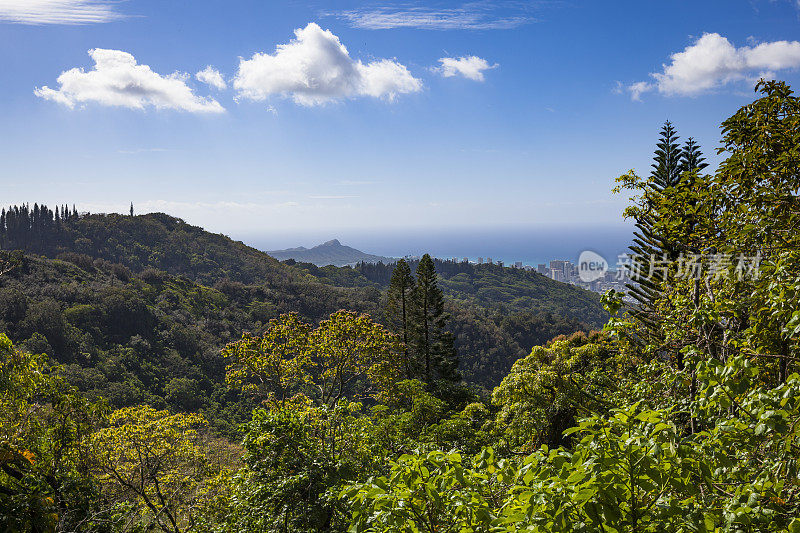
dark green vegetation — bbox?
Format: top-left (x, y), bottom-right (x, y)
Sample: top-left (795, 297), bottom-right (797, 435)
top-left (0, 243), bottom-right (383, 436)
top-left (300, 256), bottom-right (604, 384)
top-left (5, 80), bottom-right (800, 532)
top-left (267, 238), bottom-right (394, 266)
top-left (282, 254), bottom-right (607, 328)
top-left (0, 198), bottom-right (600, 433)
top-left (354, 257), bottom-right (607, 325)
top-left (391, 255), bottom-right (461, 384)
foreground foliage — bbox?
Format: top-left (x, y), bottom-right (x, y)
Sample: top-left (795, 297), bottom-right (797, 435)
top-left (349, 355), bottom-right (800, 532)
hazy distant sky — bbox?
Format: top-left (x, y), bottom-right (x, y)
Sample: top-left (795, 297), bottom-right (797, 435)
top-left (2, 0), bottom-right (800, 238)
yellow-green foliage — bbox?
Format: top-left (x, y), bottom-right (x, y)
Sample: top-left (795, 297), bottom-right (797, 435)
top-left (309, 310), bottom-right (402, 405)
top-left (90, 405), bottom-right (213, 532)
top-left (223, 313), bottom-right (311, 403)
top-left (492, 331), bottom-right (616, 451)
top-left (223, 310), bottom-right (401, 407)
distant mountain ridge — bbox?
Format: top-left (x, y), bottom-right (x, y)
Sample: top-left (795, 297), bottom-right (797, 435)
top-left (267, 239), bottom-right (394, 266)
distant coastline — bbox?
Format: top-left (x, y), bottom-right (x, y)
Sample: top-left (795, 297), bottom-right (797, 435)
top-left (246, 224), bottom-right (634, 271)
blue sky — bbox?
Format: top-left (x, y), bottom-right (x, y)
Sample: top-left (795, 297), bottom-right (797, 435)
top-left (2, 0), bottom-right (800, 248)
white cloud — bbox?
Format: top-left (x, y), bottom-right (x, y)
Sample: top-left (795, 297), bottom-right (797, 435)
top-left (436, 56), bottom-right (496, 81)
top-left (629, 33), bottom-right (800, 99)
top-left (0, 0), bottom-right (123, 24)
top-left (627, 81), bottom-right (652, 102)
top-left (233, 22), bottom-right (422, 106)
top-left (35, 49), bottom-right (225, 113)
top-left (329, 5), bottom-right (534, 30)
top-left (195, 66), bottom-right (227, 90)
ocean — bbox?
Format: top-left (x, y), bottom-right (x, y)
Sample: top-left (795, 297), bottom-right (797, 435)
top-left (241, 224), bottom-right (635, 269)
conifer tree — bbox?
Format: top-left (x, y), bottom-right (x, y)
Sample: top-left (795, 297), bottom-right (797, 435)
top-left (651, 121), bottom-right (683, 187)
top-left (411, 254), bottom-right (460, 383)
top-left (385, 259), bottom-right (416, 378)
top-left (627, 122), bottom-right (683, 344)
top-left (680, 137), bottom-right (708, 174)
top-left (626, 123), bottom-right (709, 347)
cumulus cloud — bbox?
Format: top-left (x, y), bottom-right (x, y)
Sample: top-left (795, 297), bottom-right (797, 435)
top-left (233, 22), bottom-right (422, 106)
top-left (436, 56), bottom-right (496, 81)
top-left (0, 0), bottom-right (123, 24)
top-left (329, 4), bottom-right (534, 30)
top-left (629, 33), bottom-right (800, 99)
top-left (34, 49), bottom-right (225, 113)
top-left (195, 66), bottom-right (227, 90)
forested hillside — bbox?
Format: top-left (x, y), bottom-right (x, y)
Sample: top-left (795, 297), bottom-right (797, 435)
top-left (0, 206), bottom-right (605, 326)
top-left (354, 258), bottom-right (607, 326)
top-left (0, 209), bottom-right (300, 285)
top-left (0, 208), bottom-right (600, 408)
top-left (0, 251), bottom-right (383, 434)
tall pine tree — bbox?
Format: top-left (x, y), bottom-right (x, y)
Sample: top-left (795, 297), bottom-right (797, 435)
top-left (627, 122), bottom-right (680, 342)
top-left (626, 123), bottom-right (708, 346)
top-left (385, 259), bottom-right (416, 379)
top-left (410, 254), bottom-right (460, 383)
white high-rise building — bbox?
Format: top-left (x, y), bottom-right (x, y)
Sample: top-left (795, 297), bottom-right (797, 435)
top-left (550, 260), bottom-right (569, 277)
